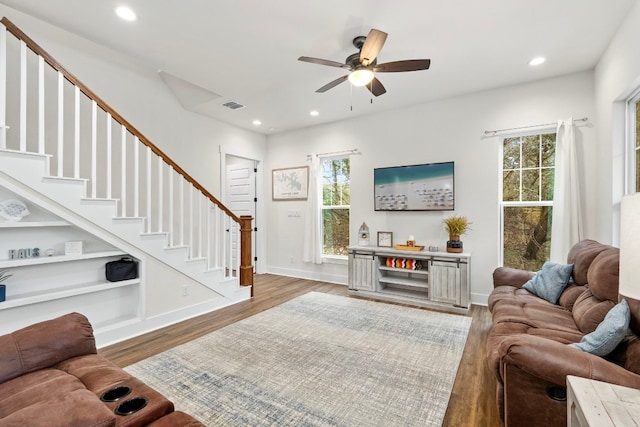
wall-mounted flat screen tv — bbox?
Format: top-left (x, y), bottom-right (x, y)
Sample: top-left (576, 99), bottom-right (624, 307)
top-left (374, 161), bottom-right (454, 211)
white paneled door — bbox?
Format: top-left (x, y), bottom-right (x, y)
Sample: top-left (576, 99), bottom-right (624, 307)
top-left (226, 156), bottom-right (257, 272)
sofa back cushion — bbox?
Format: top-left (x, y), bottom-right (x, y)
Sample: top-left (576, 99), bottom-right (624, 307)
top-left (572, 248), bottom-right (620, 334)
top-left (567, 239), bottom-right (615, 286)
top-left (0, 312), bottom-right (97, 384)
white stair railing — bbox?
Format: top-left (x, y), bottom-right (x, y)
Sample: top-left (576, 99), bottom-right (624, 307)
top-left (0, 17), bottom-right (252, 291)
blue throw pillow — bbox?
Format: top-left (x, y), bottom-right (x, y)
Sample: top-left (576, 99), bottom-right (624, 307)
top-left (569, 299), bottom-right (631, 357)
top-left (523, 261), bottom-right (574, 304)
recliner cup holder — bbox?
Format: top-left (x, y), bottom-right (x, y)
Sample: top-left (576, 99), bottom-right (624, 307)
top-left (115, 397), bottom-right (148, 416)
top-left (100, 386), bottom-right (132, 402)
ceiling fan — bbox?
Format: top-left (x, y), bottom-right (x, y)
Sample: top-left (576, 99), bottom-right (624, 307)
top-left (298, 29), bottom-right (431, 97)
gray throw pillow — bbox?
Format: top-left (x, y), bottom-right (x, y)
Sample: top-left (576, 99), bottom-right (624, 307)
top-left (523, 261), bottom-right (573, 304)
top-left (569, 299), bottom-right (631, 357)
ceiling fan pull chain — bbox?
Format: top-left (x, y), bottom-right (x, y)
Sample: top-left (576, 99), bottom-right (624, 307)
top-left (350, 83), bottom-right (353, 111)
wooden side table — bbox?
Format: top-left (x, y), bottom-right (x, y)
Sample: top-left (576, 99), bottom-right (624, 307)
top-left (567, 375), bottom-right (640, 426)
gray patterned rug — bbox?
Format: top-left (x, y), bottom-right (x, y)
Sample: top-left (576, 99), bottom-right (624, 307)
top-left (125, 292), bottom-right (471, 426)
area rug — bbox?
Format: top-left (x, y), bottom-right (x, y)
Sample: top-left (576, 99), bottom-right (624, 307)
top-left (125, 292), bottom-right (472, 426)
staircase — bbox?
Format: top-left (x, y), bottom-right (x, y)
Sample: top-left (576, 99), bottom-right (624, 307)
top-left (0, 18), bottom-right (253, 344)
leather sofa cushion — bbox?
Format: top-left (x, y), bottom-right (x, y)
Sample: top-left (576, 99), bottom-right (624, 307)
top-left (0, 313), bottom-right (96, 384)
top-left (572, 289), bottom-right (616, 334)
top-left (0, 368), bottom-right (114, 427)
top-left (557, 284), bottom-right (587, 310)
top-left (567, 239), bottom-right (614, 285)
top-left (586, 248), bottom-right (620, 302)
top-left (55, 354), bottom-right (132, 393)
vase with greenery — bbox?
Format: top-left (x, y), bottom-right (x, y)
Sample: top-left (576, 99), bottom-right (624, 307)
top-left (443, 215), bottom-right (470, 253)
top-left (0, 269), bottom-right (11, 302)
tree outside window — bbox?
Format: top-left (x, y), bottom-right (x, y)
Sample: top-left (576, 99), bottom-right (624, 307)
top-left (502, 133), bottom-right (556, 270)
top-left (322, 157), bottom-right (350, 256)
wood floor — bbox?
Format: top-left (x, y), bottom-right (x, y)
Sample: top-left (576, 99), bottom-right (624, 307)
top-left (99, 274), bottom-right (503, 427)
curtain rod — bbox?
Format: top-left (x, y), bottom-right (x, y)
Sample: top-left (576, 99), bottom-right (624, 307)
top-left (484, 117), bottom-right (588, 137)
top-left (306, 148), bottom-right (359, 160)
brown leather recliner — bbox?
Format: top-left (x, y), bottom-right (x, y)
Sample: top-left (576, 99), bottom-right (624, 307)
top-left (0, 312), bottom-right (205, 426)
top-left (487, 239), bottom-right (640, 427)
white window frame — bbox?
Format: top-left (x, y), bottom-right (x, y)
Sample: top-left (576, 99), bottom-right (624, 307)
top-left (499, 129), bottom-right (556, 267)
top-left (625, 88), bottom-right (640, 194)
top-left (320, 155), bottom-right (350, 262)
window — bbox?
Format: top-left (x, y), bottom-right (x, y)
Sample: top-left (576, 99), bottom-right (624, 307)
top-left (627, 92), bottom-right (640, 193)
top-left (501, 132), bottom-right (556, 270)
top-left (321, 157), bottom-right (350, 257)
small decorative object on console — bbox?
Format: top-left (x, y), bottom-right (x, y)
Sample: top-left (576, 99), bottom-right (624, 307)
top-left (358, 222), bottom-right (370, 246)
top-left (443, 215), bottom-right (470, 253)
top-left (377, 231), bottom-right (393, 247)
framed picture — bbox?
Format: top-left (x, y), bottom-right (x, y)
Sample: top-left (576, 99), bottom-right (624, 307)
top-left (272, 166), bottom-right (309, 200)
top-left (377, 231), bottom-right (393, 247)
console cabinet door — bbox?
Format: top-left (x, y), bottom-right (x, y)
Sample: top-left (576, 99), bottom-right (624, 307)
top-left (348, 252), bottom-right (376, 291)
top-left (429, 259), bottom-right (461, 305)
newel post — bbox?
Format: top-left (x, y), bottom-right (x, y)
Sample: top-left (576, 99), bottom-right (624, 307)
top-left (239, 215), bottom-right (254, 296)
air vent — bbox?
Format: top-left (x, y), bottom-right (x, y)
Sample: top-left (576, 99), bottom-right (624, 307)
top-left (221, 101), bottom-right (245, 110)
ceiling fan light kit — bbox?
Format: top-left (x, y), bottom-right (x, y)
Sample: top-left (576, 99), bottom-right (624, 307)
top-left (298, 28), bottom-right (431, 97)
top-left (348, 69), bottom-right (374, 87)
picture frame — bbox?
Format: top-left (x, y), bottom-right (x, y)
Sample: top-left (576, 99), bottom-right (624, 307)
top-left (377, 231), bottom-right (393, 247)
top-left (272, 166), bottom-right (309, 200)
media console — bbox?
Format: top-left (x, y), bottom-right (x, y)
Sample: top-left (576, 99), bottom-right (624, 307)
top-left (347, 246), bottom-right (471, 313)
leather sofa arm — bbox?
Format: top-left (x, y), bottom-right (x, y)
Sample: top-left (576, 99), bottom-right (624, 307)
top-left (498, 334), bottom-right (640, 389)
top-left (0, 312), bottom-right (97, 384)
top-left (492, 267), bottom-right (535, 289)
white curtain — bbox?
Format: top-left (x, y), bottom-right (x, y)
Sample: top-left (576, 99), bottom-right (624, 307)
top-left (550, 118), bottom-right (584, 262)
top-left (303, 154), bottom-right (323, 264)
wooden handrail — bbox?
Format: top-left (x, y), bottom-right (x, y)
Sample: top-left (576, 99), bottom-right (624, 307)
top-left (1, 17), bottom-right (253, 289)
top-left (0, 17), bottom-right (239, 223)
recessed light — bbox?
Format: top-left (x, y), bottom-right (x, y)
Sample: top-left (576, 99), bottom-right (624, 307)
top-left (310, 110), bottom-right (319, 117)
top-left (252, 120), bottom-right (262, 126)
top-left (528, 57), bottom-right (546, 66)
top-left (115, 6), bottom-right (137, 22)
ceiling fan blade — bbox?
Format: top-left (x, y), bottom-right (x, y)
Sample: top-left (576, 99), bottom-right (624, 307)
top-left (373, 59), bottom-right (431, 73)
top-left (298, 56), bottom-right (350, 69)
top-left (366, 77), bottom-right (387, 97)
top-left (360, 29), bottom-right (388, 66)
top-left (316, 75), bottom-right (349, 93)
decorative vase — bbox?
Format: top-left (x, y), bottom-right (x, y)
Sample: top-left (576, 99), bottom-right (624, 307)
top-left (446, 235), bottom-right (463, 253)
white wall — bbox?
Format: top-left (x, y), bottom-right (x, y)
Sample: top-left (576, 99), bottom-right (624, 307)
top-left (594, 0), bottom-right (640, 247)
top-left (265, 71), bottom-right (596, 304)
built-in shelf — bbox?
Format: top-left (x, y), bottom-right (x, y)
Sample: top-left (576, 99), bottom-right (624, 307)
top-left (0, 278), bottom-right (140, 310)
top-left (0, 220), bottom-right (70, 228)
top-left (0, 250), bottom-right (126, 268)
top-left (379, 275), bottom-right (429, 288)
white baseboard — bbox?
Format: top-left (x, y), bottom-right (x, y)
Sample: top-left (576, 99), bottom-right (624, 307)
top-left (265, 266), bottom-right (348, 286)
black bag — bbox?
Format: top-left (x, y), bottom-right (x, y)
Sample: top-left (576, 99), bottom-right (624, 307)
top-left (106, 257), bottom-right (138, 282)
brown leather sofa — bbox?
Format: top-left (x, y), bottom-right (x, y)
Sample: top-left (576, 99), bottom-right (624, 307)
top-left (0, 312), bottom-right (205, 426)
top-left (487, 239), bottom-right (640, 427)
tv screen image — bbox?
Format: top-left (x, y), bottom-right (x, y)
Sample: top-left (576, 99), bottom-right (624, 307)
top-left (374, 162), bottom-right (454, 211)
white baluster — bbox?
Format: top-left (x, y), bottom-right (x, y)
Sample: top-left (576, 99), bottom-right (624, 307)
top-left (38, 56), bottom-right (44, 154)
top-left (120, 125), bottom-right (127, 216)
top-left (133, 136), bottom-right (140, 217)
top-left (57, 71), bottom-right (63, 176)
top-left (106, 113), bottom-right (112, 198)
top-left (157, 156), bottom-right (163, 232)
top-left (189, 184), bottom-right (194, 258)
top-left (91, 101), bottom-right (97, 197)
top-left (206, 201), bottom-right (212, 269)
top-left (146, 145), bottom-right (152, 233)
top-left (0, 25), bottom-right (7, 149)
top-left (74, 86), bottom-right (80, 178)
top-left (179, 177), bottom-right (184, 246)
top-left (168, 167), bottom-right (174, 246)
top-left (19, 41), bottom-right (26, 152)
top-left (198, 191), bottom-right (203, 258)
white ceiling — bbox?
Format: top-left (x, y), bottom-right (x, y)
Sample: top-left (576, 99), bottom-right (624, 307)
top-left (0, 0), bottom-right (635, 135)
